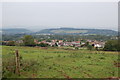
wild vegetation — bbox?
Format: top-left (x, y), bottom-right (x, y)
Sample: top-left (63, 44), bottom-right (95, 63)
top-left (103, 40), bottom-right (120, 51)
top-left (2, 35), bottom-right (119, 51)
top-left (2, 46), bottom-right (119, 78)
top-left (36, 28), bottom-right (118, 36)
top-left (2, 34), bottom-right (117, 41)
top-left (1, 30), bottom-right (119, 78)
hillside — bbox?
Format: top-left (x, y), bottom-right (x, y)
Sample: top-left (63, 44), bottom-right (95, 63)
top-left (1, 28), bottom-right (32, 35)
top-left (1, 28), bottom-right (118, 36)
top-left (36, 28), bottom-right (118, 36)
top-left (2, 46), bottom-right (118, 78)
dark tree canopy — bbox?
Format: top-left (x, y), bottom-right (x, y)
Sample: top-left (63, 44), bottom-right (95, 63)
top-left (103, 40), bottom-right (120, 51)
top-left (23, 35), bottom-right (35, 46)
top-left (6, 41), bottom-right (15, 46)
top-left (87, 45), bottom-right (93, 51)
top-left (37, 43), bottom-right (49, 47)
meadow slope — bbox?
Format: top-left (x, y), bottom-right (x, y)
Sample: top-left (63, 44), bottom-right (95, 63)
top-left (2, 46), bottom-right (119, 78)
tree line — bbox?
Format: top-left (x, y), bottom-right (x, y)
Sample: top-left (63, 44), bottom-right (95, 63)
top-left (1, 35), bottom-right (120, 51)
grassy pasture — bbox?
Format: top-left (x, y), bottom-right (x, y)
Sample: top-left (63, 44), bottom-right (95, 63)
top-left (2, 46), bottom-right (119, 78)
top-left (51, 30), bottom-right (87, 33)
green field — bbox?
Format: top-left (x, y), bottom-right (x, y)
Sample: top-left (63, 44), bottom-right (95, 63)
top-left (2, 46), bottom-right (119, 78)
top-left (51, 30), bottom-right (87, 33)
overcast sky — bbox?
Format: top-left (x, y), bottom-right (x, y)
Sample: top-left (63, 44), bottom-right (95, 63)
top-left (2, 2), bottom-right (118, 31)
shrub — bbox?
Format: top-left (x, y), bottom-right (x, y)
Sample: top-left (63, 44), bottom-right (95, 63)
top-left (37, 43), bottom-right (49, 47)
top-left (6, 41), bottom-right (15, 46)
top-left (103, 40), bottom-right (120, 51)
top-left (22, 35), bottom-right (36, 47)
top-left (87, 45), bottom-right (93, 50)
top-left (99, 57), bottom-right (105, 59)
top-left (75, 47), bottom-right (79, 50)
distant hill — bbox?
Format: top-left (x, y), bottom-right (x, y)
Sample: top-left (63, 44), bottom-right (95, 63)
top-left (1, 28), bottom-right (32, 35)
top-left (36, 28), bottom-right (118, 36)
top-left (1, 28), bottom-right (118, 36)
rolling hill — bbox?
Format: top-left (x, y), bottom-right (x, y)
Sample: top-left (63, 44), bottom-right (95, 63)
top-left (36, 28), bottom-right (118, 36)
top-left (1, 28), bottom-right (32, 35)
top-left (1, 28), bottom-right (118, 36)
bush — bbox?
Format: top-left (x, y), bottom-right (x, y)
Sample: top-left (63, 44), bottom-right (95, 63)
top-left (103, 40), bottom-right (120, 51)
top-left (2, 42), bottom-right (7, 45)
top-left (6, 41), bottom-right (15, 46)
top-left (75, 47), bottom-right (79, 50)
top-left (37, 43), bottom-right (49, 47)
top-left (22, 35), bottom-right (36, 47)
top-left (87, 45), bottom-right (93, 50)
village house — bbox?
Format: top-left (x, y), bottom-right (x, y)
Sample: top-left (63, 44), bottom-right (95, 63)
top-left (41, 40), bottom-right (47, 43)
top-left (58, 40), bottom-right (63, 43)
top-left (89, 40), bottom-right (105, 48)
top-left (47, 42), bottom-right (55, 46)
top-left (71, 41), bottom-right (81, 47)
top-left (94, 42), bottom-right (105, 48)
top-left (51, 40), bottom-right (57, 43)
top-left (16, 40), bottom-right (23, 44)
top-left (64, 42), bottom-right (73, 46)
top-left (34, 39), bottom-right (39, 44)
top-left (2, 41), bottom-right (11, 44)
top-left (33, 39), bottom-right (105, 48)
top-left (58, 42), bottom-right (65, 46)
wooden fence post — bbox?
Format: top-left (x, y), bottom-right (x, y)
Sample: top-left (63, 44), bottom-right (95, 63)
top-left (15, 50), bottom-right (20, 75)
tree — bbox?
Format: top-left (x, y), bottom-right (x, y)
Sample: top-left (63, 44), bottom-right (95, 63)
top-left (87, 45), bottom-right (93, 51)
top-left (22, 35), bottom-right (36, 46)
top-left (37, 43), bottom-right (49, 47)
top-left (55, 43), bottom-right (58, 47)
top-left (103, 40), bottom-right (120, 51)
top-left (75, 47), bottom-right (79, 50)
top-left (1, 42), bottom-right (6, 45)
top-left (6, 41), bottom-right (15, 46)
top-left (46, 39), bottom-right (51, 42)
top-left (85, 42), bottom-right (89, 46)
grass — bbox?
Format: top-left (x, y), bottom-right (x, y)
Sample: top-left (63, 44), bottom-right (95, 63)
top-left (51, 30), bottom-right (87, 33)
top-left (2, 46), bottom-right (119, 78)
